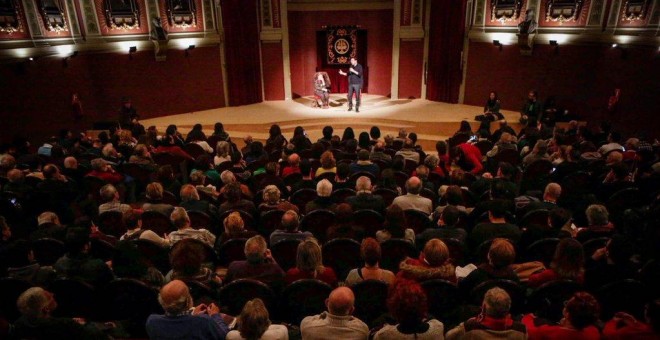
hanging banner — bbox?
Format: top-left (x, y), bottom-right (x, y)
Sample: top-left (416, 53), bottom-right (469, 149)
top-left (326, 26), bottom-right (357, 65)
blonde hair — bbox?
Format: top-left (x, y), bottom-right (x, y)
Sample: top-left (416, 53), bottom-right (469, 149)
top-left (296, 238), bottom-right (325, 277)
top-left (216, 141), bottom-right (230, 157)
top-left (146, 182), bottom-right (164, 200)
top-left (224, 211), bottom-right (244, 233)
top-left (263, 185), bottom-right (281, 203)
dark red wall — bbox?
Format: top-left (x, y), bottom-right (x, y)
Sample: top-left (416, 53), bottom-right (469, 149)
top-left (0, 47), bottom-right (224, 142)
top-left (261, 42), bottom-right (285, 100)
top-left (398, 40), bottom-right (423, 99)
top-left (464, 42), bottom-right (660, 137)
top-left (287, 9), bottom-right (393, 97)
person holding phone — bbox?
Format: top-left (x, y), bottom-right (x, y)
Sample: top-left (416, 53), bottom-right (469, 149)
top-left (339, 57), bottom-right (363, 112)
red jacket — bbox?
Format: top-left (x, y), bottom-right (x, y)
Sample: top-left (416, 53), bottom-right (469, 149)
top-left (457, 143), bottom-right (484, 174)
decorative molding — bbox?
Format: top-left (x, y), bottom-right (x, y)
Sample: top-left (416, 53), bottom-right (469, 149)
top-left (81, 0), bottom-right (99, 34)
top-left (261, 0), bottom-right (272, 27)
top-left (412, 0), bottom-right (422, 25)
top-left (22, 0), bottom-right (43, 37)
top-left (260, 28), bottom-right (282, 41)
top-left (36, 0), bottom-right (68, 33)
top-left (608, 0), bottom-right (621, 26)
top-left (0, 0), bottom-right (25, 34)
top-left (650, 0), bottom-right (660, 25)
top-left (491, 0), bottom-right (524, 23)
top-left (65, 0), bottom-right (80, 35)
top-left (475, 0), bottom-right (486, 26)
top-left (202, 0), bottom-right (213, 30)
top-left (587, 0), bottom-right (604, 26)
top-left (545, 0), bottom-right (583, 23)
top-left (621, 0), bottom-right (650, 21)
top-left (399, 25), bottom-right (424, 39)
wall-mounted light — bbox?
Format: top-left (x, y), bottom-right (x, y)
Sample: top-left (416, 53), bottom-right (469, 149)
top-left (28, 57), bottom-right (34, 61)
top-left (493, 40), bottom-right (502, 51)
top-left (128, 46), bottom-right (137, 59)
top-left (549, 40), bottom-right (559, 54)
top-left (611, 43), bottom-right (618, 48)
top-left (185, 44), bottom-right (195, 57)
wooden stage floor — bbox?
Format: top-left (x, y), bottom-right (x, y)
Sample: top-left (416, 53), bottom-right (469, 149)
top-left (142, 94), bottom-right (521, 152)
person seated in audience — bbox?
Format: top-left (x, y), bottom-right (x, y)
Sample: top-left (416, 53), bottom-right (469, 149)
top-left (224, 235), bottom-right (285, 288)
top-left (326, 203), bottom-right (364, 242)
top-left (374, 278), bottom-right (445, 340)
top-left (212, 122), bottom-right (231, 142)
top-left (157, 165), bottom-right (182, 200)
top-left (469, 200), bottom-right (521, 250)
top-left (597, 162), bottom-right (633, 202)
top-left (317, 125), bottom-right (334, 145)
top-left (598, 131), bottom-right (625, 155)
top-left (219, 170), bottom-right (253, 199)
top-left (349, 149), bottom-right (379, 177)
top-left (340, 127), bottom-right (357, 146)
top-left (53, 227), bottom-right (114, 287)
top-left (333, 162), bottom-right (353, 190)
top-left (459, 238), bottom-right (519, 294)
top-left (3, 168), bottom-right (30, 197)
top-left (418, 205), bottom-right (467, 247)
top-left (435, 185), bottom-right (470, 217)
top-left (118, 129), bottom-right (138, 149)
top-left (522, 140), bottom-right (551, 168)
top-left (575, 204), bottom-right (614, 243)
top-left (112, 240), bottom-right (164, 288)
top-left (289, 126), bottom-right (312, 153)
top-left (290, 158), bottom-right (316, 193)
top-left (528, 238), bottom-right (584, 288)
top-left (453, 120), bottom-right (474, 139)
top-left (6, 239), bottom-right (56, 286)
top-left (214, 141), bottom-right (232, 166)
top-left (474, 121), bottom-right (492, 142)
top-left (128, 144), bottom-right (155, 167)
top-left (101, 143), bottom-right (123, 164)
top-left (120, 208), bottom-right (170, 247)
top-left (370, 140), bottom-right (392, 164)
top-left (189, 170), bottom-right (220, 201)
top-left (392, 176), bottom-right (433, 215)
top-left (87, 158), bottom-right (124, 184)
top-left (285, 238), bottom-right (338, 286)
top-left (258, 185), bottom-right (299, 214)
top-left (346, 176), bottom-right (387, 215)
top-left (146, 280), bottom-right (229, 339)
top-left (398, 238), bottom-right (456, 283)
top-left (179, 184), bottom-right (218, 221)
top-left (411, 164), bottom-right (436, 193)
top-left (452, 142), bottom-right (484, 175)
top-left (153, 135), bottom-right (194, 161)
top-left (522, 292), bottom-right (601, 340)
top-left (520, 182), bottom-right (561, 216)
top-left (185, 123), bottom-right (208, 144)
top-left (142, 182), bottom-right (175, 216)
top-left (486, 132), bottom-right (518, 161)
top-left (345, 237), bottom-right (395, 286)
top-left (603, 299), bottom-right (660, 339)
top-left (447, 287), bottom-right (527, 340)
top-left (550, 145), bottom-right (581, 182)
top-left (168, 207), bottom-right (216, 248)
top-left (218, 182), bottom-right (258, 219)
top-left (30, 211), bottom-right (66, 241)
top-left (300, 286), bottom-right (369, 340)
top-left (585, 234), bottom-right (637, 291)
top-left (244, 141), bottom-right (268, 165)
top-left (166, 238), bottom-right (221, 289)
top-left (13, 287), bottom-right (111, 339)
top-left (355, 132), bottom-right (369, 152)
top-left (269, 210), bottom-right (313, 246)
top-left (281, 153), bottom-right (301, 178)
top-left (315, 151), bottom-right (337, 178)
top-left (306, 179), bottom-right (337, 214)
top-left (192, 155), bottom-right (221, 187)
top-left (226, 298), bottom-right (289, 340)
top-left (98, 184), bottom-right (131, 215)
top-left (376, 205), bottom-right (415, 244)
top-left (217, 211), bottom-right (258, 246)
top-left (395, 138), bottom-right (420, 164)
top-left (622, 137), bottom-right (639, 161)
top-left (369, 126), bottom-right (381, 144)
top-left (374, 168), bottom-right (402, 195)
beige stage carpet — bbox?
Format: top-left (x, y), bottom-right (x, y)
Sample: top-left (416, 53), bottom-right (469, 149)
top-left (142, 94), bottom-right (520, 152)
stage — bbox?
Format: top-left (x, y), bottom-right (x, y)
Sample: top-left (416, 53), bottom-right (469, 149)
top-left (142, 94), bottom-right (521, 152)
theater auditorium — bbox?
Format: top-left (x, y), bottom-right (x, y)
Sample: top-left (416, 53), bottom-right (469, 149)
top-left (0, 0), bottom-right (659, 339)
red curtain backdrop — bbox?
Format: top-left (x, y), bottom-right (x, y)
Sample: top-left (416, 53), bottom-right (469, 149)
top-left (426, 0), bottom-right (467, 103)
top-left (221, 0), bottom-right (263, 106)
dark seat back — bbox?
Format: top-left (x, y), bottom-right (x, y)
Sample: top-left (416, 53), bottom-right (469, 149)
top-left (322, 238), bottom-right (362, 281)
top-left (218, 279), bottom-right (276, 316)
top-left (380, 239), bottom-right (418, 273)
top-left (352, 280), bottom-right (389, 328)
top-left (280, 279), bottom-right (333, 324)
top-left (270, 239), bottom-right (301, 272)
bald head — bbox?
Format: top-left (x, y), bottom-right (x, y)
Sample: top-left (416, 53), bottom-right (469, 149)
top-left (406, 176), bottom-right (422, 194)
top-left (288, 153), bottom-right (300, 166)
top-left (158, 280), bottom-right (192, 314)
top-left (326, 287), bottom-right (355, 316)
top-left (544, 183), bottom-right (561, 202)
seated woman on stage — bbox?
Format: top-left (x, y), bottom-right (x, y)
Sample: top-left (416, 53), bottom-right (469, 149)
top-left (477, 91), bottom-right (504, 121)
top-left (314, 72), bottom-right (331, 109)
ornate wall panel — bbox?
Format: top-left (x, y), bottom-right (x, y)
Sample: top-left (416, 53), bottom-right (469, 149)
top-left (0, 0), bottom-right (30, 39)
top-left (617, 0), bottom-right (652, 26)
top-left (94, 0), bottom-right (148, 35)
top-left (539, 0), bottom-right (590, 26)
top-left (158, 0), bottom-right (203, 33)
top-left (32, 0), bottom-right (73, 37)
top-left (485, 0), bottom-right (529, 27)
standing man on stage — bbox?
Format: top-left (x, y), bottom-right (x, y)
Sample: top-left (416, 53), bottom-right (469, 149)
top-left (339, 57), bottom-right (363, 112)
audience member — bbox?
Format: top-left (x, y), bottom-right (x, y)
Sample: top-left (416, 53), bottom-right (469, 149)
top-left (306, 179), bottom-right (337, 213)
top-left (285, 238), bottom-right (338, 286)
top-left (300, 287), bottom-right (369, 340)
top-left (225, 235), bottom-right (285, 287)
top-left (226, 298), bottom-right (289, 340)
top-left (345, 238), bottom-right (396, 286)
top-left (522, 292), bottom-right (600, 339)
top-left (346, 176), bottom-right (387, 215)
top-left (168, 207), bottom-right (216, 247)
top-left (392, 176), bottom-right (433, 214)
top-left (53, 227), bottom-right (114, 287)
top-left (270, 210), bottom-right (313, 245)
top-left (376, 204), bottom-right (415, 244)
top-left (398, 238), bottom-right (456, 283)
